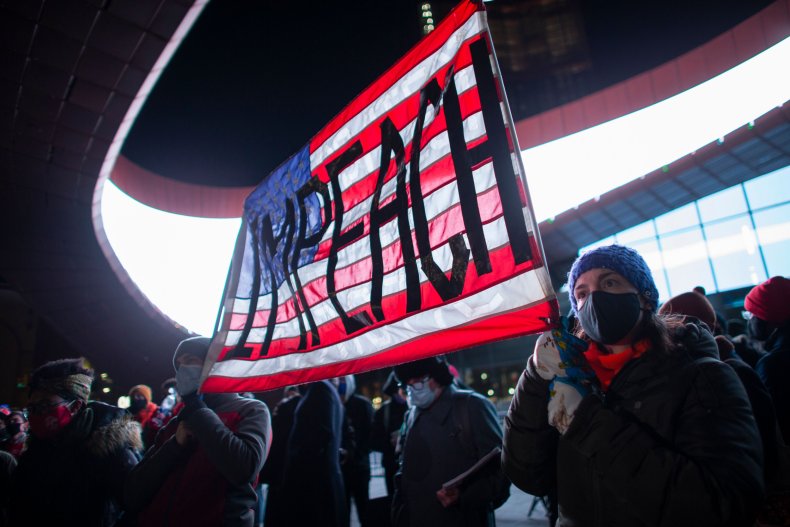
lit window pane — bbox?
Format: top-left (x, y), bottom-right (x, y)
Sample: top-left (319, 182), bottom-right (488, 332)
top-left (655, 203), bottom-right (697, 235)
top-left (697, 185), bottom-right (747, 223)
top-left (752, 203), bottom-right (790, 278)
top-left (627, 239), bottom-right (670, 302)
top-left (744, 166), bottom-right (790, 211)
top-left (615, 220), bottom-right (656, 244)
top-left (704, 216), bottom-right (766, 291)
top-left (659, 227), bottom-right (715, 296)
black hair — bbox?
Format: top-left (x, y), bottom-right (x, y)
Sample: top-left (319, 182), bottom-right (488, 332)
top-left (394, 356), bottom-right (454, 387)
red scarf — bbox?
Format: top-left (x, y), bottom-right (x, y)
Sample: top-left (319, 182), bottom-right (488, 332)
top-left (583, 339), bottom-right (650, 391)
top-left (133, 401), bottom-right (159, 427)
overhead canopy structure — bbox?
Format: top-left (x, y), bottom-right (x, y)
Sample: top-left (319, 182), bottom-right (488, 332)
top-left (1, 0), bottom-right (788, 389)
top-left (0, 0), bottom-right (209, 388)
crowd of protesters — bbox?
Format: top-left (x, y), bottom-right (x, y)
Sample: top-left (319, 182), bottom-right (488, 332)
top-left (0, 244), bottom-right (788, 527)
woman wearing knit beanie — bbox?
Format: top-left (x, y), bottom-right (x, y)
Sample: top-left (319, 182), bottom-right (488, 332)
top-left (128, 384), bottom-right (163, 448)
top-left (503, 244), bottom-right (765, 526)
top-left (745, 276), bottom-right (790, 443)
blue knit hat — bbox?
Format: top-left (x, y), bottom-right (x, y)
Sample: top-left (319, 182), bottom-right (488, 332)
top-left (567, 244), bottom-right (659, 314)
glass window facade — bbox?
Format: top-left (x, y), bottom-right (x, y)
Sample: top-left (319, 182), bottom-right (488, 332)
top-left (580, 166), bottom-right (790, 301)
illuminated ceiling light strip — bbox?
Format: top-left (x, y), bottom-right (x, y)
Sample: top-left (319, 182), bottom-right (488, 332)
top-left (100, 37), bottom-right (790, 336)
top-left (522, 36), bottom-right (790, 222)
top-left (100, 181), bottom-right (241, 336)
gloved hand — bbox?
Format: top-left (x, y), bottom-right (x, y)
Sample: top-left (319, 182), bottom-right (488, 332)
top-left (533, 316), bottom-right (593, 381)
top-left (548, 377), bottom-right (590, 434)
top-left (177, 393), bottom-right (207, 422)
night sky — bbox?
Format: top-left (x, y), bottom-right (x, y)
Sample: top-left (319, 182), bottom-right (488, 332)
top-left (121, 0), bottom-right (773, 188)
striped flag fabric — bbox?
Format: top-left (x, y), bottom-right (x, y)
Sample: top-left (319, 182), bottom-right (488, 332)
top-left (201, 0), bottom-right (558, 393)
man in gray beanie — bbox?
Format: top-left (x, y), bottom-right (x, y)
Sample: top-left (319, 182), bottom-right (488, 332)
top-left (125, 337), bottom-right (272, 527)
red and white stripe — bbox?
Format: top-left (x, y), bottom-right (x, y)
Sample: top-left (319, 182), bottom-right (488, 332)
top-left (202, 0), bottom-right (557, 392)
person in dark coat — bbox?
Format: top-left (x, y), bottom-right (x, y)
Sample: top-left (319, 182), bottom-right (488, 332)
top-left (260, 385), bottom-right (302, 527)
top-left (127, 384), bottom-right (162, 449)
top-left (371, 371), bottom-right (408, 497)
top-left (334, 375), bottom-right (373, 527)
top-left (504, 244), bottom-right (765, 526)
top-left (279, 379), bottom-right (348, 527)
top-left (9, 358), bottom-right (143, 526)
top-left (660, 291), bottom-right (786, 494)
top-left (392, 357), bottom-right (507, 527)
top-left (745, 276), bottom-right (790, 443)
top-left (124, 337), bottom-right (271, 527)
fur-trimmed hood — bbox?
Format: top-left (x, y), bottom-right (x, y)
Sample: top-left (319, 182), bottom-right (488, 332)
top-left (79, 401), bottom-right (143, 458)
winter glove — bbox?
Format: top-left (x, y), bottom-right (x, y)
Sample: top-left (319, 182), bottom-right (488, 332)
top-left (548, 377), bottom-right (590, 434)
top-left (177, 393), bottom-right (207, 422)
top-left (533, 316), bottom-right (594, 381)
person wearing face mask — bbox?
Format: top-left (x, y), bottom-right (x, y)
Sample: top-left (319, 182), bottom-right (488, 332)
top-left (391, 357), bottom-right (508, 527)
top-left (503, 244), bottom-right (765, 526)
top-left (0, 411), bottom-right (28, 458)
top-left (127, 384), bottom-right (161, 449)
top-left (745, 276), bottom-right (790, 443)
top-left (8, 358), bottom-right (143, 526)
top-left (124, 336), bottom-right (272, 527)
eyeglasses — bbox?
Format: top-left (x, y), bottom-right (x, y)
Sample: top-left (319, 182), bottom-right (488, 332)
top-left (26, 400), bottom-right (71, 416)
top-left (400, 375), bottom-right (431, 391)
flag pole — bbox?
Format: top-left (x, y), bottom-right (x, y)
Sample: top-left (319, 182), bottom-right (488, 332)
top-left (201, 217), bottom-right (250, 388)
top-left (478, 8), bottom-right (554, 287)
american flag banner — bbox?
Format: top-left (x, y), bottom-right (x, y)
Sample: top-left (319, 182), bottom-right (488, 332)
top-left (201, 0), bottom-right (558, 393)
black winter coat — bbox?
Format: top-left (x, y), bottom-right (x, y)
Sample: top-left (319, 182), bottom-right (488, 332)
top-left (344, 393), bottom-right (374, 477)
top-left (395, 385), bottom-right (505, 527)
top-left (756, 325), bottom-right (790, 443)
top-left (9, 401), bottom-right (142, 526)
top-left (503, 323), bottom-right (765, 527)
top-left (278, 380), bottom-right (347, 527)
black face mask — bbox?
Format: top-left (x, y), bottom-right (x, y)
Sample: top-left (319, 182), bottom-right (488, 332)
top-left (129, 398), bottom-right (147, 413)
top-left (747, 316), bottom-right (774, 342)
top-left (578, 291), bottom-right (643, 345)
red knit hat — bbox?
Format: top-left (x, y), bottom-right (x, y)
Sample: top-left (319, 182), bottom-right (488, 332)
top-left (659, 291), bottom-right (716, 330)
top-left (745, 276), bottom-right (790, 323)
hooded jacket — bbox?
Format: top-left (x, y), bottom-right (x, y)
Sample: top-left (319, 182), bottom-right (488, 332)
top-left (124, 393), bottom-right (270, 527)
top-left (9, 401), bottom-right (143, 526)
top-left (503, 323), bottom-right (765, 526)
